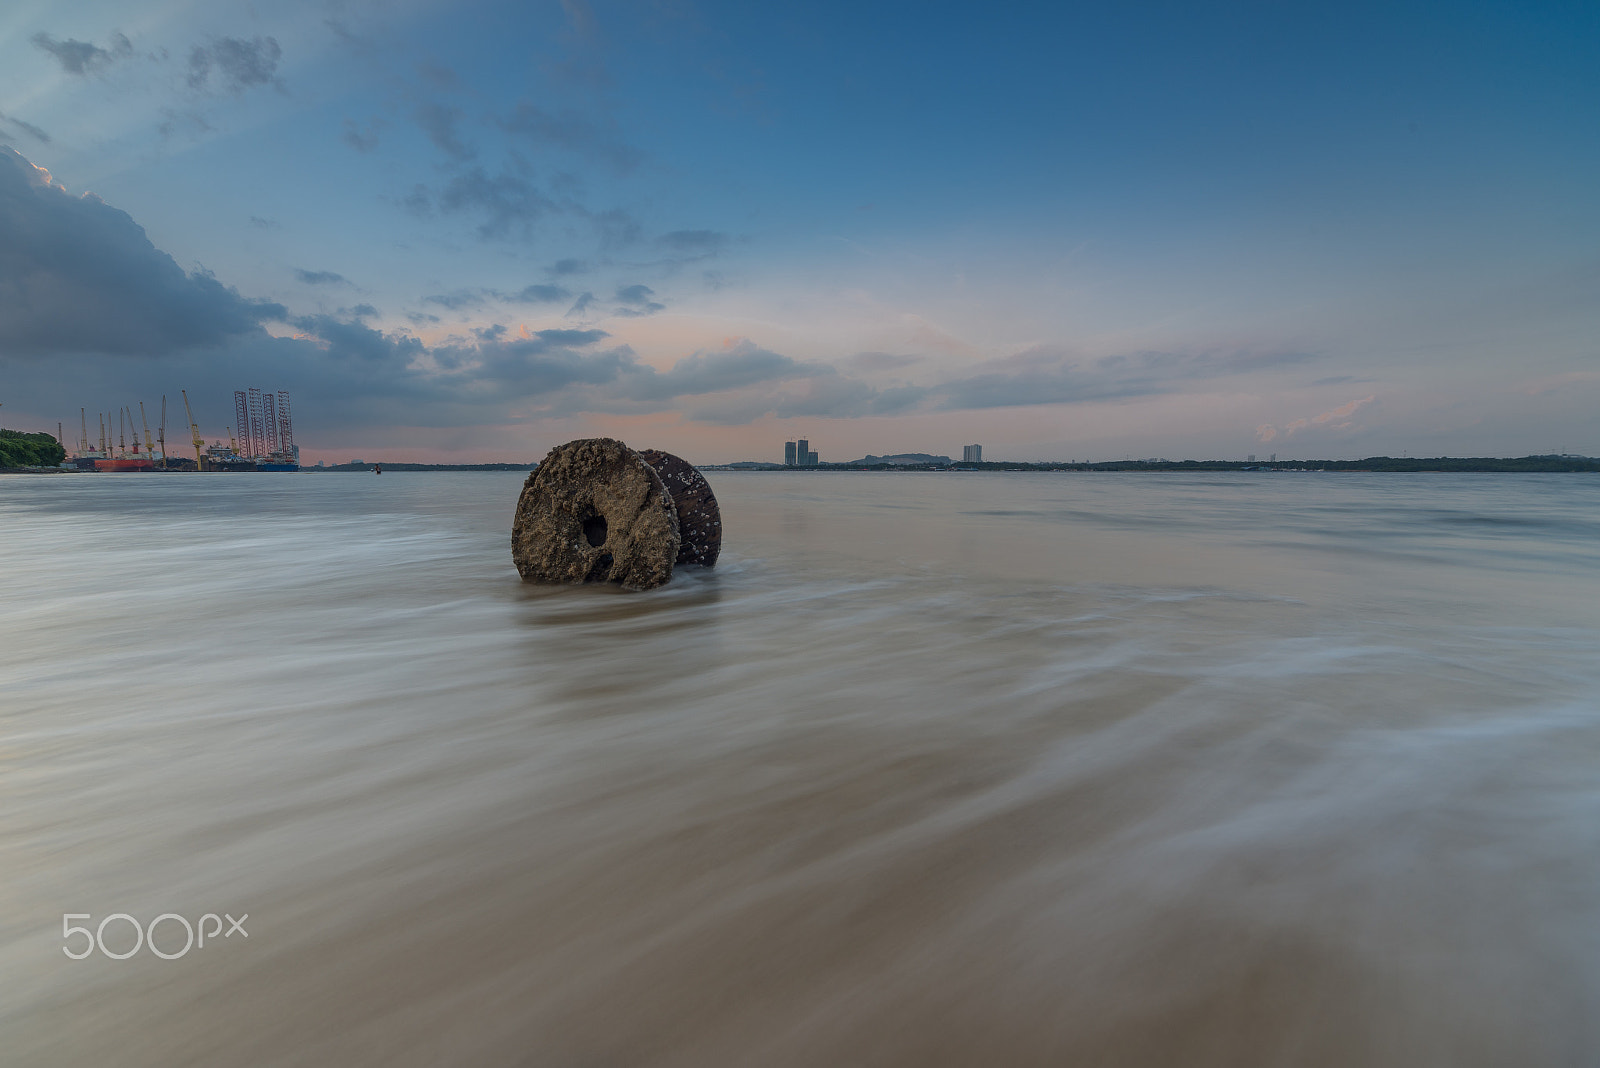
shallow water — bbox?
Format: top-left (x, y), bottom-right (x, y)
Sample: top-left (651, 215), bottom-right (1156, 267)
top-left (2, 470), bottom-right (1598, 1066)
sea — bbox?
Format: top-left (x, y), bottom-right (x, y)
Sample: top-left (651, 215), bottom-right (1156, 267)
top-left (2, 469), bottom-right (1598, 1066)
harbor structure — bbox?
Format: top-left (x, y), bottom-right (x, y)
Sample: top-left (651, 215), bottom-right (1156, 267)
top-left (231, 388), bottom-right (300, 468)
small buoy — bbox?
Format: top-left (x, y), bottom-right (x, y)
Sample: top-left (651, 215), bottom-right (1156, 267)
top-left (637, 449), bottom-right (721, 568)
top-left (512, 438), bottom-right (679, 590)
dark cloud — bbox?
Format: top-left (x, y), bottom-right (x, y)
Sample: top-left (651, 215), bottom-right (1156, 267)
top-left (423, 291), bottom-right (484, 311)
top-left (342, 117), bottom-right (384, 153)
top-left (294, 269), bottom-right (349, 286)
top-left (290, 312), bottom-right (423, 365)
top-left (414, 103), bottom-right (473, 160)
top-left (407, 311), bottom-right (441, 324)
top-left (548, 258), bottom-right (588, 276)
top-left (532, 328), bottom-right (608, 346)
top-left (656, 229), bottom-right (726, 255)
top-left (0, 113), bottom-right (51, 144)
top-left (248, 215), bottom-right (280, 229)
top-left (187, 36), bottom-right (283, 95)
top-left (616, 342), bottom-right (820, 402)
top-left (499, 102), bottom-right (642, 172)
top-left (507, 284), bottom-right (570, 304)
top-left (423, 284), bottom-right (571, 311)
top-left (453, 330), bottom-right (636, 395)
top-left (591, 207), bottom-right (640, 249)
top-left (0, 147), bottom-right (282, 357)
top-left (677, 368), bottom-right (925, 426)
top-left (32, 32), bottom-right (133, 75)
top-left (0, 146), bottom-right (1331, 439)
top-left (435, 165), bottom-right (554, 239)
top-left (613, 283), bottom-right (664, 316)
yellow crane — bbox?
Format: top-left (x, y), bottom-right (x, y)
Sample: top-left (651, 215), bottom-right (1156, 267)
top-left (181, 389), bottom-right (206, 471)
top-left (157, 396), bottom-right (167, 465)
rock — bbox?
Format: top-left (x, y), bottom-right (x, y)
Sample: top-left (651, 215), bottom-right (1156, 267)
top-left (512, 438), bottom-right (680, 590)
top-left (637, 449), bottom-right (722, 568)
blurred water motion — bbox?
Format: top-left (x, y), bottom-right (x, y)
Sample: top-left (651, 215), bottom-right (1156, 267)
top-left (2, 470), bottom-right (1598, 1066)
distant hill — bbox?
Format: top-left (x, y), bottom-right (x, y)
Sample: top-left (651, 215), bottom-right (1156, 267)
top-left (844, 453), bottom-right (952, 466)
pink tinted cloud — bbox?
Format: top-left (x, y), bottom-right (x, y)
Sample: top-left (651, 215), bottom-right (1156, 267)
top-left (1257, 394), bottom-right (1375, 442)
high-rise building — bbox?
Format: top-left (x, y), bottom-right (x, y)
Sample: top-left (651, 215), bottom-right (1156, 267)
top-left (963, 444), bottom-right (982, 462)
top-left (785, 441), bottom-right (797, 466)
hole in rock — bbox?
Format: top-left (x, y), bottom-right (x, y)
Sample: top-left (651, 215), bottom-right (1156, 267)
top-left (582, 515), bottom-right (608, 547)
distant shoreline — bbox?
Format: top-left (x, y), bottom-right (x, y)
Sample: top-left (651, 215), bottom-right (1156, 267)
top-left (703, 456), bottom-right (1600, 474)
top-left (12, 455), bottom-right (1593, 475)
top-left (313, 455), bottom-right (1597, 474)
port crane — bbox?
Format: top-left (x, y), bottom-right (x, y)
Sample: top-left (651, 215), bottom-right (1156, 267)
top-left (157, 396), bottom-right (167, 464)
top-left (181, 390), bottom-right (205, 471)
top-left (139, 402), bottom-right (156, 460)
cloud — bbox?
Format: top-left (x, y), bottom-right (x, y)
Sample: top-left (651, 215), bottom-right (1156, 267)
top-left (613, 283), bottom-right (664, 316)
top-left (499, 102), bottom-right (642, 172)
top-left (1519, 370), bottom-right (1600, 396)
top-left (0, 147), bottom-right (283, 357)
top-left (294, 269), bottom-right (349, 286)
top-left (932, 346), bottom-right (1317, 410)
top-left (0, 152), bottom-right (1365, 441)
top-left (32, 32), bottom-right (133, 75)
top-left (548, 257), bottom-right (588, 276)
top-left (422, 291), bottom-right (484, 311)
top-left (848, 351), bottom-right (927, 372)
top-left (187, 36), bottom-right (284, 95)
top-left (423, 284), bottom-right (572, 312)
top-left (618, 341), bottom-right (819, 402)
top-left (290, 312), bottom-right (423, 366)
top-left (433, 165), bottom-right (554, 239)
top-left (414, 103), bottom-right (473, 160)
top-left (158, 108), bottom-right (213, 140)
top-left (1258, 395), bottom-right (1377, 441)
top-left (506, 283), bottom-right (571, 304)
top-left (656, 229), bottom-right (727, 255)
top-left (249, 215), bottom-right (280, 229)
top-left (591, 207), bottom-right (641, 249)
top-left (0, 113), bottom-right (51, 144)
top-left (342, 117), bottom-right (385, 153)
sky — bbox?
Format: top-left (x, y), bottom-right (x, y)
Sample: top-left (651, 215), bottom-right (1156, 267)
top-left (2, 0), bottom-right (1597, 464)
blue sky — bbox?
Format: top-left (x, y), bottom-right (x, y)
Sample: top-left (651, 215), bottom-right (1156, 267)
top-left (2, 0), bottom-right (1597, 462)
